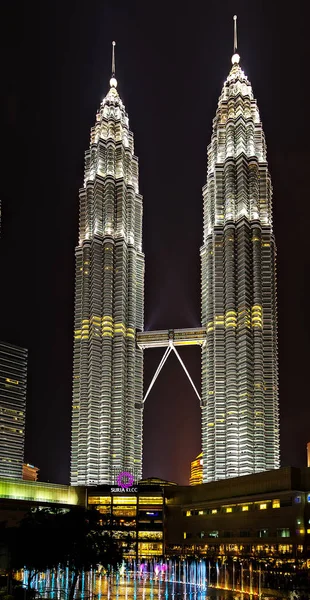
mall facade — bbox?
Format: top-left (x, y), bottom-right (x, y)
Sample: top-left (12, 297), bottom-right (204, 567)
top-left (0, 467), bottom-right (310, 561)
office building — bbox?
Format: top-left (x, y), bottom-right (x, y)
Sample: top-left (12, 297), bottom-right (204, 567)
top-left (137, 22), bottom-right (280, 483)
top-left (71, 43), bottom-right (144, 485)
top-left (189, 452), bottom-right (203, 486)
top-left (0, 342), bottom-right (27, 479)
top-left (200, 23), bottom-right (279, 481)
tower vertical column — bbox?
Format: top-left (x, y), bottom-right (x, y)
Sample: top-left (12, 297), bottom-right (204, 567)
top-left (71, 46), bottom-right (145, 486)
top-left (200, 45), bottom-right (279, 482)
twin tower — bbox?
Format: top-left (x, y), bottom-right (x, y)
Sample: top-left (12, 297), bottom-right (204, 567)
top-left (70, 28), bottom-right (280, 487)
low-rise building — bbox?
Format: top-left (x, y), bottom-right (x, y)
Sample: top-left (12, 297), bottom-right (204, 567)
top-left (87, 478), bottom-right (176, 559)
top-left (165, 466), bottom-right (310, 560)
top-left (0, 467), bottom-right (309, 562)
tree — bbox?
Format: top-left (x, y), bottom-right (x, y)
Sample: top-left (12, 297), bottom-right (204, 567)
top-left (4, 508), bottom-right (62, 592)
top-left (3, 507), bottom-right (122, 600)
top-left (56, 508), bottom-right (123, 600)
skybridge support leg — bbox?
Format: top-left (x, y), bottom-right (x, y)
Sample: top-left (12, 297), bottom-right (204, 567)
top-left (142, 341), bottom-right (201, 404)
top-left (170, 343), bottom-right (201, 403)
top-left (143, 346), bottom-right (172, 403)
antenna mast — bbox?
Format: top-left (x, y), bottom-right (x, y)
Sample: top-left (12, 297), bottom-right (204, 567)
top-left (109, 41), bottom-right (118, 88)
top-left (112, 41), bottom-right (116, 76)
top-left (233, 15), bottom-right (238, 53)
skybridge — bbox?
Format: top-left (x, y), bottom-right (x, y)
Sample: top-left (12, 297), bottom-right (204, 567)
top-left (136, 327), bottom-right (207, 349)
top-left (137, 328), bottom-right (206, 404)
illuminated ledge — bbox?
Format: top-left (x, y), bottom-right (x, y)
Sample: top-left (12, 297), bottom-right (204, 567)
top-left (0, 477), bottom-right (84, 506)
top-left (137, 328), bottom-right (207, 349)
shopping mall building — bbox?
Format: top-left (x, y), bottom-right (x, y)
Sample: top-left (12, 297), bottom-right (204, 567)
top-left (0, 467), bottom-right (309, 561)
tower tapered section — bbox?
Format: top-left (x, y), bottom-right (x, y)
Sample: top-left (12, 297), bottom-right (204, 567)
top-left (71, 65), bottom-right (144, 485)
top-left (200, 55), bottom-right (279, 482)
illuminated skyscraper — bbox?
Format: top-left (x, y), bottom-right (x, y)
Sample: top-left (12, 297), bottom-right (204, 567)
top-left (0, 342), bottom-right (27, 479)
top-left (200, 18), bottom-right (280, 481)
top-left (189, 452), bottom-right (203, 486)
top-left (71, 43), bottom-right (144, 485)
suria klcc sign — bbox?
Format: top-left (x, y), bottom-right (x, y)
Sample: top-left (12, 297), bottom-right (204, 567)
top-left (111, 471), bottom-right (137, 493)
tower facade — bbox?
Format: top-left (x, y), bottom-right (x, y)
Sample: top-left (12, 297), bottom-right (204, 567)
top-left (200, 48), bottom-right (280, 482)
top-left (71, 49), bottom-right (144, 485)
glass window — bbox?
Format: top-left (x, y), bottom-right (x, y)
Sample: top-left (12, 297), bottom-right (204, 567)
top-left (97, 506), bottom-right (110, 514)
top-left (113, 496), bottom-right (137, 505)
top-left (278, 544), bottom-right (292, 553)
top-left (138, 542), bottom-right (163, 556)
top-left (88, 496), bottom-right (111, 505)
top-left (208, 531), bottom-right (219, 538)
top-left (272, 499), bottom-right (280, 508)
top-left (259, 503), bottom-right (267, 510)
top-left (277, 528), bottom-right (290, 538)
top-left (258, 529), bottom-right (268, 538)
top-left (138, 531), bottom-right (163, 540)
top-left (113, 507), bottom-right (136, 517)
top-left (139, 496), bottom-right (163, 505)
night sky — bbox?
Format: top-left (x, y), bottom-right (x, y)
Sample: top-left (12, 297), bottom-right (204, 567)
top-left (2, 0), bottom-right (310, 485)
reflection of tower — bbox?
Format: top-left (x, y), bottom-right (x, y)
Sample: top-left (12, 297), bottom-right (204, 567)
top-left (200, 18), bottom-right (280, 481)
top-left (71, 43), bottom-right (144, 485)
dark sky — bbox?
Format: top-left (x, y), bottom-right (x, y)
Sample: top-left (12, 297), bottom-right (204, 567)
top-left (1, 0), bottom-right (310, 485)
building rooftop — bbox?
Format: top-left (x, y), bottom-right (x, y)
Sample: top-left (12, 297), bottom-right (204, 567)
top-left (139, 477), bottom-right (178, 487)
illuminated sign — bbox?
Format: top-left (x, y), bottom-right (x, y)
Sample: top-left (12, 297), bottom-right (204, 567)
top-left (116, 471), bottom-right (134, 489)
top-left (110, 487), bottom-right (138, 493)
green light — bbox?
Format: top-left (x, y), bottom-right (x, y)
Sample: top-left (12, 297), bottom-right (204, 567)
top-left (0, 477), bottom-right (84, 505)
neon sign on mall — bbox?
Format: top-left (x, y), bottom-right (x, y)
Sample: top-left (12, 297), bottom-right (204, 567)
top-left (111, 471), bottom-right (137, 493)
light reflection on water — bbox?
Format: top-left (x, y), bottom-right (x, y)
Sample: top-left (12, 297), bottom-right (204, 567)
top-left (85, 574), bottom-right (237, 600)
top-left (23, 564), bottom-right (298, 600)
top-left (94, 576), bottom-right (211, 600)
top-left (27, 570), bottom-right (248, 600)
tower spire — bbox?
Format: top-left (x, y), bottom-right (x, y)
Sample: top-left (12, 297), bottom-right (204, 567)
top-left (110, 41), bottom-right (118, 88)
top-left (231, 15), bottom-right (240, 64)
top-left (112, 40), bottom-right (116, 76)
top-left (233, 14), bottom-right (238, 53)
